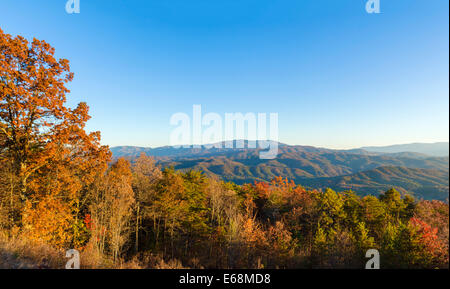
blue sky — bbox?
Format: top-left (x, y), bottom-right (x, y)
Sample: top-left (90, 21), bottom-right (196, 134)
top-left (0, 0), bottom-right (448, 148)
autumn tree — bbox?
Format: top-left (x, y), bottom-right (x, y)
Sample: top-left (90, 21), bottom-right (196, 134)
top-left (1, 28), bottom-right (72, 197)
top-left (0, 28), bottom-right (110, 243)
top-left (414, 200), bottom-right (449, 249)
top-left (22, 196), bottom-right (73, 247)
top-left (131, 152), bottom-right (162, 251)
top-left (0, 30), bottom-right (109, 230)
top-left (89, 158), bottom-right (135, 262)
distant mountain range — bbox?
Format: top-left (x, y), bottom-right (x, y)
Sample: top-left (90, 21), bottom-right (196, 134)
top-left (111, 141), bottom-right (449, 200)
top-left (357, 142), bottom-right (449, 157)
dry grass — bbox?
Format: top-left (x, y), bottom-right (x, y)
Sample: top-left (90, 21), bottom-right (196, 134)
top-left (0, 229), bottom-right (66, 269)
top-left (118, 252), bottom-right (188, 269)
top-left (0, 230), bottom-right (190, 269)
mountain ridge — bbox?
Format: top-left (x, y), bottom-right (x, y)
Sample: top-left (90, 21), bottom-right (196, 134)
top-left (110, 141), bottom-right (449, 200)
top-left (111, 141), bottom-right (449, 158)
top-left (358, 142), bottom-right (449, 157)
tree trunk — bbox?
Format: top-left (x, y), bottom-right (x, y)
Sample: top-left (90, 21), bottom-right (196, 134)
top-left (135, 204), bottom-right (140, 252)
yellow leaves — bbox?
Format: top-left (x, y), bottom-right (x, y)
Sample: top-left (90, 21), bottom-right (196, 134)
top-left (22, 196), bottom-right (73, 248)
top-left (88, 158), bottom-right (136, 260)
top-left (241, 217), bottom-right (267, 246)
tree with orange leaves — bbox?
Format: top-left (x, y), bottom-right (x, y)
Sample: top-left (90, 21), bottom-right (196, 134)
top-left (0, 28), bottom-right (110, 243)
top-left (1, 28), bottom-right (71, 197)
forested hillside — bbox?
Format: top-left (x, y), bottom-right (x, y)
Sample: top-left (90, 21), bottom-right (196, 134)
top-left (112, 144), bottom-right (449, 200)
top-left (1, 29), bottom-right (448, 269)
top-left (301, 166), bottom-right (449, 200)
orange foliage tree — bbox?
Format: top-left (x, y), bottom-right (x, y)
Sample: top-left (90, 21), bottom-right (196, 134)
top-left (0, 28), bottom-right (110, 246)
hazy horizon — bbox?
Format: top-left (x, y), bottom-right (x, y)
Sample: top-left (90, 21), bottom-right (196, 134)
top-left (110, 140), bottom-right (449, 151)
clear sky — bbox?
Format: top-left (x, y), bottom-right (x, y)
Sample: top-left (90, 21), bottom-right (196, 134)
top-left (1, 0), bottom-right (448, 149)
